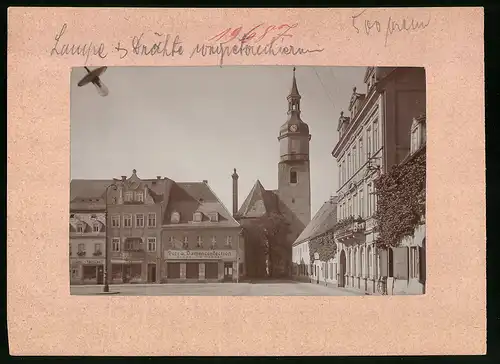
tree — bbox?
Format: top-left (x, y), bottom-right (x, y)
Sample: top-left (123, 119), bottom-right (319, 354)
top-left (243, 212), bottom-right (291, 278)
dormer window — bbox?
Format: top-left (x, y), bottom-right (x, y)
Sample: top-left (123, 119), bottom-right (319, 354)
top-left (92, 223), bottom-right (100, 233)
top-left (90, 214), bottom-right (97, 219)
top-left (193, 212), bottom-right (203, 222)
top-left (135, 192), bottom-right (144, 202)
top-left (77, 223), bottom-right (85, 233)
top-left (171, 212), bottom-right (180, 224)
top-left (209, 212), bottom-right (219, 222)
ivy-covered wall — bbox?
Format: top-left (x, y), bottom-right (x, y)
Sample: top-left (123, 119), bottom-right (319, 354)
top-left (308, 230), bottom-right (337, 262)
top-left (373, 146), bottom-right (426, 249)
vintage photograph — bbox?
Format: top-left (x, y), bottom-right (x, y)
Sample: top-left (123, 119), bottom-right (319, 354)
top-left (70, 65), bottom-right (426, 296)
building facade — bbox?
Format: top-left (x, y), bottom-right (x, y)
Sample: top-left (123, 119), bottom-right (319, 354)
top-left (161, 180), bottom-right (243, 282)
top-left (331, 67), bottom-right (426, 295)
top-left (69, 182), bottom-right (110, 285)
top-left (291, 198), bottom-right (338, 285)
top-left (70, 170), bottom-right (243, 285)
top-left (235, 68), bottom-right (312, 278)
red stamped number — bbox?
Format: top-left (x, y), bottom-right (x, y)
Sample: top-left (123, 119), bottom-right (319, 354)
top-left (208, 23), bottom-right (298, 44)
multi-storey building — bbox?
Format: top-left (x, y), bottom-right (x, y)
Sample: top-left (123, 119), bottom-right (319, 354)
top-left (389, 114), bottom-right (426, 295)
top-left (106, 170), bottom-right (167, 284)
top-left (161, 180), bottom-right (243, 282)
top-left (331, 67), bottom-right (426, 294)
top-left (69, 182), bottom-right (108, 285)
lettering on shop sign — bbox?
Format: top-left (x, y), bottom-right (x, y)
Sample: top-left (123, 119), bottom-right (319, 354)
top-left (82, 259), bottom-right (103, 265)
top-left (165, 250), bottom-right (237, 260)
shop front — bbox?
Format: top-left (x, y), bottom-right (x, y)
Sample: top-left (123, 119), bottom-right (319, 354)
top-left (70, 258), bottom-right (105, 285)
top-left (111, 259), bottom-right (144, 284)
top-left (162, 250), bottom-right (241, 283)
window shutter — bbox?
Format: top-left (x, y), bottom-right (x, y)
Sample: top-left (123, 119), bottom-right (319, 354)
top-left (379, 249), bottom-right (388, 276)
top-left (393, 247), bottom-right (409, 280)
top-left (418, 246), bottom-right (426, 283)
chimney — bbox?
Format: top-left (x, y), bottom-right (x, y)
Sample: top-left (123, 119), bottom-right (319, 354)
top-left (157, 176), bottom-right (161, 180)
top-left (121, 176), bottom-right (126, 181)
top-left (231, 168), bottom-right (239, 216)
top-left (203, 180), bottom-right (208, 184)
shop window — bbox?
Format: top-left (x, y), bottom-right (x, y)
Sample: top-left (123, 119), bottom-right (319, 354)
top-left (186, 263), bottom-right (199, 279)
top-left (83, 265), bottom-right (97, 280)
top-left (167, 263), bottom-right (181, 279)
top-left (205, 262), bottom-right (218, 279)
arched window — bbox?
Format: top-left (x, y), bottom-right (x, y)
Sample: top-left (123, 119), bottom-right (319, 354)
top-left (290, 170), bottom-right (298, 184)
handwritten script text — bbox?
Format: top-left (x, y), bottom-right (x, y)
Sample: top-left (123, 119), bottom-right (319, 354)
top-left (351, 10), bottom-right (431, 46)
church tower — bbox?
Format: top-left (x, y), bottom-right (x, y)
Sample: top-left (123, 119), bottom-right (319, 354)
top-left (277, 67), bottom-right (312, 228)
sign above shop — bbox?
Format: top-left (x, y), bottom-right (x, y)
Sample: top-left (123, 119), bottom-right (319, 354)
top-left (165, 250), bottom-right (236, 261)
top-left (82, 259), bottom-right (103, 265)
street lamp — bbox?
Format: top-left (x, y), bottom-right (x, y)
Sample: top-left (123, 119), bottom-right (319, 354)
top-left (103, 183), bottom-right (118, 293)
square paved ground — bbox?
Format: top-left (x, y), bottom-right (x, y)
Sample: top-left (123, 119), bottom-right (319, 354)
top-left (70, 281), bottom-right (365, 296)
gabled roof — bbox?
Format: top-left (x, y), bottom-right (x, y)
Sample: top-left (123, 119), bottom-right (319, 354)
top-left (162, 181), bottom-right (239, 228)
top-left (236, 180), bottom-right (279, 218)
top-left (294, 198), bottom-right (338, 245)
top-left (70, 180), bottom-right (113, 201)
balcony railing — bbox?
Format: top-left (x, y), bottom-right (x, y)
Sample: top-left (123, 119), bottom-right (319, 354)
top-left (334, 216), bottom-right (366, 244)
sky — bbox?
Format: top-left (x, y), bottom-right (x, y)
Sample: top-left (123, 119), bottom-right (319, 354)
top-left (71, 66), bottom-right (367, 218)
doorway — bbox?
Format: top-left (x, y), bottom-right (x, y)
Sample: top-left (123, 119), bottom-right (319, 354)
top-left (147, 264), bottom-right (156, 283)
top-left (123, 265), bottom-right (131, 283)
top-left (338, 250), bottom-right (346, 287)
top-left (223, 262), bottom-right (233, 281)
top-left (97, 266), bottom-right (104, 284)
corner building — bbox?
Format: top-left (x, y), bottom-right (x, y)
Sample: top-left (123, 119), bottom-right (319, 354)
top-left (332, 67), bottom-right (426, 294)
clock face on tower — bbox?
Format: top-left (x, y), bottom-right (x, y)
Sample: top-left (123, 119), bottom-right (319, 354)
top-left (289, 124), bottom-right (298, 132)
